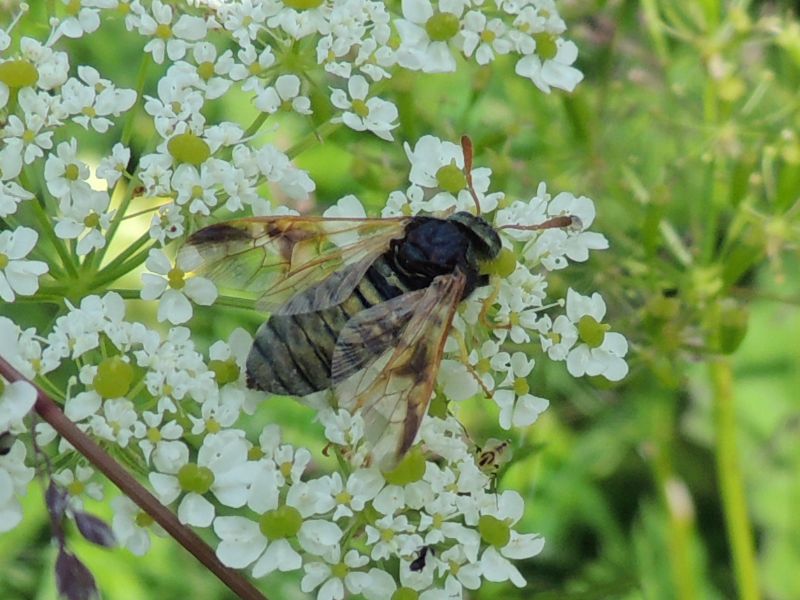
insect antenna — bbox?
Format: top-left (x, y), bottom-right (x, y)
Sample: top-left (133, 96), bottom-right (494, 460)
top-left (460, 135), bottom-right (482, 215)
top-left (499, 214), bottom-right (583, 232)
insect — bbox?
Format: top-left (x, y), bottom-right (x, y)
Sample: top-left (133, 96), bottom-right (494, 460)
top-left (0, 431), bottom-right (13, 456)
top-left (181, 209), bottom-right (500, 468)
top-left (180, 138), bottom-right (574, 469)
top-left (409, 545), bottom-right (434, 572)
top-left (475, 438), bottom-right (512, 474)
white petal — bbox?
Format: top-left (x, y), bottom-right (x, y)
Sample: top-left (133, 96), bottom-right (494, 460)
top-left (512, 395), bottom-right (549, 427)
top-left (501, 532), bottom-right (545, 560)
top-left (184, 276), bottom-right (218, 305)
top-left (252, 538), bottom-right (301, 577)
top-left (298, 519), bottom-right (342, 555)
top-left (64, 391), bottom-right (101, 421)
top-left (348, 75), bottom-right (369, 100)
top-left (178, 492), bottom-right (214, 526)
top-left (157, 289), bottom-right (192, 324)
top-left (213, 516), bottom-right (265, 568)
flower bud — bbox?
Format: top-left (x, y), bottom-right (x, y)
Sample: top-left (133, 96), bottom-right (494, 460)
top-left (94, 356), bottom-right (134, 399)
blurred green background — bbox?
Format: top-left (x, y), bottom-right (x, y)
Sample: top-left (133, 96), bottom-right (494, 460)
top-left (3, 1), bottom-right (800, 599)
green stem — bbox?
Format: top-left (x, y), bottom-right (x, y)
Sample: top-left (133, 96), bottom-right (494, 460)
top-left (30, 196), bottom-right (79, 279)
top-left (120, 53), bottom-right (151, 148)
top-left (92, 53), bottom-right (151, 272)
top-left (709, 356), bottom-right (761, 600)
top-left (285, 121), bottom-right (341, 160)
top-left (243, 111), bottom-right (270, 139)
top-left (649, 426), bottom-right (698, 600)
top-left (640, 0), bottom-right (669, 63)
top-left (106, 288), bottom-right (143, 300)
top-left (91, 233), bottom-right (154, 289)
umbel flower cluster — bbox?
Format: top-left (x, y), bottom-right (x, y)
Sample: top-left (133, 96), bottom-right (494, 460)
top-left (0, 1), bottom-right (627, 599)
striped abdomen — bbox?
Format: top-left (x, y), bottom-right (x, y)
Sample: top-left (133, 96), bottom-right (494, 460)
top-left (246, 255), bottom-right (411, 396)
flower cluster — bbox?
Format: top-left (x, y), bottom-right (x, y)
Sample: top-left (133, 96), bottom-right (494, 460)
top-left (0, 1), bottom-right (626, 598)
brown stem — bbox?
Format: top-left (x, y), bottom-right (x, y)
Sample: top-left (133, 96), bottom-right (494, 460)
top-left (0, 356), bottom-right (267, 600)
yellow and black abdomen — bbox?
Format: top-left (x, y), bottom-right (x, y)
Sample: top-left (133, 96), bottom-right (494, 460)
top-left (246, 255), bottom-right (410, 396)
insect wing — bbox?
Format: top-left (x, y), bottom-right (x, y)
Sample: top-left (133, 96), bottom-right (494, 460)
top-left (179, 216), bottom-right (410, 312)
top-left (329, 288), bottom-right (428, 382)
top-left (334, 271), bottom-right (467, 469)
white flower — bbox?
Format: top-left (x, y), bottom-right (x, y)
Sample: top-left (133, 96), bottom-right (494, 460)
top-left (546, 192), bottom-right (609, 261)
top-left (365, 514), bottom-right (421, 561)
top-left (135, 0), bottom-right (208, 64)
top-left (60, 66), bottom-right (137, 132)
top-left (138, 411), bottom-right (184, 465)
top-left (301, 549), bottom-right (369, 600)
top-left (90, 398), bottom-right (140, 448)
top-left (439, 545), bottom-right (482, 595)
top-left (0, 317), bottom-right (41, 379)
top-left (0, 180), bottom-right (34, 218)
top-left (111, 495), bottom-right (165, 556)
top-left (96, 143), bottom-right (131, 188)
top-left (0, 227), bottom-right (49, 302)
top-left (53, 0), bottom-right (101, 39)
top-left (563, 289), bottom-right (629, 381)
top-left (44, 138), bottom-right (92, 201)
top-left (150, 431), bottom-right (253, 527)
top-left (229, 43), bottom-right (276, 92)
top-left (478, 490), bottom-right (545, 587)
top-left (460, 12), bottom-right (512, 65)
top-left (328, 468), bottom-right (384, 520)
top-left (403, 135), bottom-right (498, 212)
top-left (217, 469), bottom-right (342, 578)
top-left (214, 513), bottom-right (302, 576)
top-left (0, 440), bottom-right (35, 533)
top-left (144, 80), bottom-right (205, 137)
top-left (492, 352), bottom-right (549, 429)
top-left (52, 465), bottom-right (104, 511)
top-left (0, 380), bottom-right (36, 433)
top-left (54, 189), bottom-right (115, 255)
top-left (140, 248), bottom-right (218, 325)
top-left (41, 292), bottom-right (128, 372)
top-left (330, 75), bottom-right (398, 141)
top-left (173, 42), bottom-right (234, 100)
top-left (267, 2), bottom-right (330, 40)
top-left (0, 89), bottom-right (55, 179)
top-left (149, 203), bottom-right (185, 245)
top-left (254, 74), bottom-right (312, 115)
top-left (515, 38), bottom-right (584, 93)
top-left (538, 314), bottom-right (579, 361)
top-left (395, 0), bottom-right (466, 73)
top-left (18, 37), bottom-right (70, 90)
top-left (317, 406), bottom-right (365, 447)
top-left (170, 160), bottom-right (229, 215)
top-left (204, 431), bottom-right (256, 505)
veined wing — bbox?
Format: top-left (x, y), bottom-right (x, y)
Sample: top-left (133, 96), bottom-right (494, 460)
top-left (333, 271), bottom-right (467, 469)
top-left (179, 216), bottom-right (411, 313)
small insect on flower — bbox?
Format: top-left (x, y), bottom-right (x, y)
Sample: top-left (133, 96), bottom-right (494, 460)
top-left (409, 545), bottom-right (434, 572)
top-left (179, 137), bottom-right (572, 469)
top-left (475, 437), bottom-right (513, 476)
top-left (0, 431), bottom-right (15, 456)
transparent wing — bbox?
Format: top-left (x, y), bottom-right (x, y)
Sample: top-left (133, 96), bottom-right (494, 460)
top-left (330, 289), bottom-right (427, 382)
top-left (178, 216), bottom-right (410, 313)
top-left (333, 271), bottom-right (467, 469)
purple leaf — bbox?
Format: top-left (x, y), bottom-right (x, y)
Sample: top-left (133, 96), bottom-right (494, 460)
top-left (46, 481), bottom-right (69, 521)
top-left (74, 511), bottom-right (116, 548)
top-left (55, 548), bottom-right (99, 600)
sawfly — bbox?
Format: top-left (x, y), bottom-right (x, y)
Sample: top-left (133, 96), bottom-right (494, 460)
top-left (180, 137), bottom-right (574, 468)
